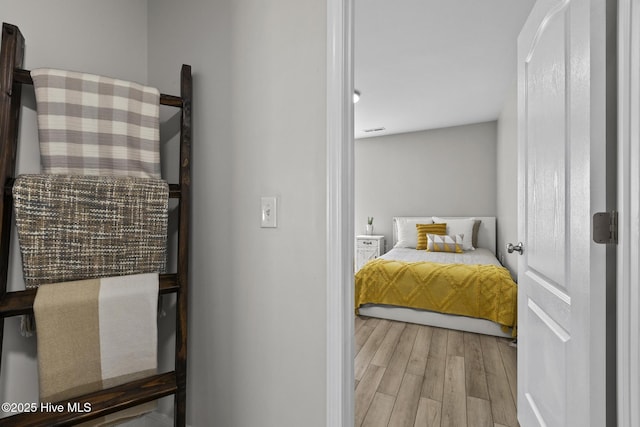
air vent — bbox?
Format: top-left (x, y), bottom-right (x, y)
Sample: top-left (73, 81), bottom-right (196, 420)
top-left (363, 127), bottom-right (386, 133)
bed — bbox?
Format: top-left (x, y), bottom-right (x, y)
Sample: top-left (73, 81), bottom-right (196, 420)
top-left (355, 216), bottom-right (517, 338)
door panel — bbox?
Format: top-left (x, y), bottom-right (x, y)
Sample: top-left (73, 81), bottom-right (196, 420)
top-left (517, 0), bottom-right (609, 426)
top-left (525, 299), bottom-right (569, 426)
top-left (525, 5), bottom-right (567, 291)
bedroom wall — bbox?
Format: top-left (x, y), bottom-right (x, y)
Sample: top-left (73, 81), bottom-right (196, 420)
top-left (0, 0), bottom-right (149, 416)
top-left (355, 121), bottom-right (497, 251)
top-left (148, 1), bottom-right (327, 426)
top-left (496, 81), bottom-right (519, 278)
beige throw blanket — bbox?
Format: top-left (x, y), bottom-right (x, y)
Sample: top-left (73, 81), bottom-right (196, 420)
top-left (33, 273), bottom-right (158, 425)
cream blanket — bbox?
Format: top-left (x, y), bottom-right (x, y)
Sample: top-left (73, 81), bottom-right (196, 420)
top-left (33, 273), bottom-right (158, 425)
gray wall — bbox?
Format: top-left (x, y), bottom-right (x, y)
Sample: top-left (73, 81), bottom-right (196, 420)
top-left (496, 82), bottom-right (519, 277)
top-left (0, 0), bottom-right (149, 415)
top-left (2, 2), bottom-right (329, 425)
top-left (148, 1), bottom-right (327, 426)
top-left (355, 122), bottom-right (498, 248)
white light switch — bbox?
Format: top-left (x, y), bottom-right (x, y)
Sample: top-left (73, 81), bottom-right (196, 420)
top-left (261, 196), bottom-right (277, 228)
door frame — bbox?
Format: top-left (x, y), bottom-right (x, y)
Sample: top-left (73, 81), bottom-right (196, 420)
top-left (326, 0), bottom-right (355, 425)
top-left (617, 1), bottom-right (640, 426)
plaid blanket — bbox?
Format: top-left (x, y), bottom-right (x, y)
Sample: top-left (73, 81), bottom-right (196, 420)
top-left (31, 68), bottom-right (160, 178)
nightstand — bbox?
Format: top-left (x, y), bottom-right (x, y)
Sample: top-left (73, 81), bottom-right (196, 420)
top-left (355, 235), bottom-right (385, 271)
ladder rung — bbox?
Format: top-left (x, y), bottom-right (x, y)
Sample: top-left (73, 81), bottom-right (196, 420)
top-left (4, 181), bottom-right (182, 199)
top-left (13, 68), bottom-right (183, 108)
top-left (0, 273), bottom-right (179, 318)
top-left (0, 371), bottom-right (177, 426)
top-left (169, 183), bottom-right (181, 198)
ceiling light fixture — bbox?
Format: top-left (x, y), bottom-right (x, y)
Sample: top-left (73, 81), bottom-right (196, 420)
top-left (353, 90), bottom-right (361, 103)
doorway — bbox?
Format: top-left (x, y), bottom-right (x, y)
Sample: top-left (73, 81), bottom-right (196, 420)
top-left (350, 1), bottom-right (533, 426)
top-left (327, 0), bottom-right (635, 426)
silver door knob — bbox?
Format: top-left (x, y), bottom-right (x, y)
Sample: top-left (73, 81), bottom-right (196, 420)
top-left (506, 242), bottom-right (524, 255)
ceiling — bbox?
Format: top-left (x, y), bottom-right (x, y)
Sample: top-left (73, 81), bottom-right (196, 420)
top-left (354, 0), bottom-right (536, 139)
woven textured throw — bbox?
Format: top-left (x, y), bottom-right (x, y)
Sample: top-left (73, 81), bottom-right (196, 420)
top-left (31, 68), bottom-right (160, 178)
top-left (13, 175), bottom-right (168, 289)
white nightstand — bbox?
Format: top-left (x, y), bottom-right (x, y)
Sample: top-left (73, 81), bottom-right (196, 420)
top-left (355, 235), bottom-right (385, 271)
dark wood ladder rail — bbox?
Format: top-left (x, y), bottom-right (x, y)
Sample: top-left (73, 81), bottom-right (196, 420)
top-left (0, 23), bottom-right (191, 426)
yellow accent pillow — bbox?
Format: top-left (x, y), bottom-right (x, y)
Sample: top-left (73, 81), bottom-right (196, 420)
top-left (426, 233), bottom-right (464, 253)
top-left (416, 223), bottom-right (447, 250)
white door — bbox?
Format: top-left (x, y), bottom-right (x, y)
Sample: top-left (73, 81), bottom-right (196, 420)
top-left (517, 0), bottom-right (611, 426)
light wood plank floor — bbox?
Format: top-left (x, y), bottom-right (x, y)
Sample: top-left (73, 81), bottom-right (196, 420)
top-left (355, 316), bottom-right (518, 427)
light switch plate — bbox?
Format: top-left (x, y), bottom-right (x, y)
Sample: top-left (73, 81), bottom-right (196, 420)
top-left (261, 196), bottom-right (277, 228)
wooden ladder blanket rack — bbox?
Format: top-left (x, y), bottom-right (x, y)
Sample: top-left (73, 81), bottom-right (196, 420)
top-left (0, 23), bottom-right (191, 426)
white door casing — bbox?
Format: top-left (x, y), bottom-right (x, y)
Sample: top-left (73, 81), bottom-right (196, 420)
top-left (517, 0), bottom-right (609, 426)
top-left (326, 0), bottom-right (355, 425)
top-left (617, 1), bottom-right (640, 426)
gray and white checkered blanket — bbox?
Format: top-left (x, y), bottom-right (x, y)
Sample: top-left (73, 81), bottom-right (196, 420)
top-left (31, 68), bottom-right (161, 178)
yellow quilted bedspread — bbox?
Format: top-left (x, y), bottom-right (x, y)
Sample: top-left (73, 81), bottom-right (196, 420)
top-left (355, 259), bottom-right (517, 335)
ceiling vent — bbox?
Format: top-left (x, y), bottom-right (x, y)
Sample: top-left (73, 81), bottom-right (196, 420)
top-left (363, 127), bottom-right (386, 133)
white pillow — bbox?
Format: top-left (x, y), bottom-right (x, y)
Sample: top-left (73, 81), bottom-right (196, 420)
top-left (394, 217), bottom-right (433, 248)
top-left (432, 217), bottom-right (476, 250)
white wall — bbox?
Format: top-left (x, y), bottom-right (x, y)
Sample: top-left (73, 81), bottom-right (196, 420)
top-left (148, 1), bottom-right (327, 426)
top-left (496, 82), bottom-right (518, 277)
top-left (355, 122), bottom-right (497, 248)
top-left (0, 0), bottom-right (149, 416)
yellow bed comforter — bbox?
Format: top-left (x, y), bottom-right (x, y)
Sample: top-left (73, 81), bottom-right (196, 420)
top-left (355, 258), bottom-right (517, 334)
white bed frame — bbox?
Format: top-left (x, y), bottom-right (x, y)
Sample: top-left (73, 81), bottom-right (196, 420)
top-left (358, 216), bottom-right (514, 338)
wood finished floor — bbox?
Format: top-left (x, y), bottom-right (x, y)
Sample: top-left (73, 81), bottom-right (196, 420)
top-left (355, 316), bottom-right (518, 427)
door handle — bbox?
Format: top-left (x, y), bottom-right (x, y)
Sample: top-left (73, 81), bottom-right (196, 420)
top-left (506, 242), bottom-right (524, 255)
